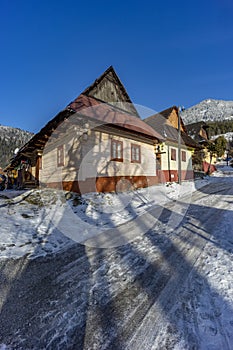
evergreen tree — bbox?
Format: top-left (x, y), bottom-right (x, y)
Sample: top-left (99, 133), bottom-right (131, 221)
top-left (214, 136), bottom-right (227, 157)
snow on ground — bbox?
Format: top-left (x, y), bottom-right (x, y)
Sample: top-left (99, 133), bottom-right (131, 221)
top-left (0, 178), bottom-right (208, 259)
top-left (0, 167), bottom-right (233, 349)
top-left (212, 163), bottom-right (233, 176)
top-left (0, 190), bottom-right (73, 259)
top-left (169, 178), bottom-right (233, 349)
top-left (211, 131), bottom-right (233, 142)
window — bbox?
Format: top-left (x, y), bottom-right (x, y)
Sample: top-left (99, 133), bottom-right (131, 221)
top-left (111, 140), bottom-right (123, 162)
top-left (182, 150), bottom-right (186, 162)
top-left (38, 156), bottom-right (42, 170)
top-left (131, 144), bottom-right (141, 163)
top-left (171, 148), bottom-right (176, 161)
top-left (57, 145), bottom-right (64, 167)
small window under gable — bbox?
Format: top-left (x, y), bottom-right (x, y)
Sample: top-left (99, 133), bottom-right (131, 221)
top-left (57, 145), bottom-right (64, 167)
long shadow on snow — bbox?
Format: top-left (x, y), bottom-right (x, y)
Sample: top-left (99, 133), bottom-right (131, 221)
top-left (0, 183), bottom-right (233, 349)
top-left (104, 199), bottom-right (233, 348)
top-left (0, 244), bottom-right (93, 349)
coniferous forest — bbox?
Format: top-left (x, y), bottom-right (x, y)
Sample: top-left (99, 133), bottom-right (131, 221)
top-left (207, 120), bottom-right (233, 138)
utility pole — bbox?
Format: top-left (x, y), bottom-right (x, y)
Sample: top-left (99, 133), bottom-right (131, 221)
top-left (226, 149), bottom-right (229, 166)
top-left (178, 107), bottom-right (182, 185)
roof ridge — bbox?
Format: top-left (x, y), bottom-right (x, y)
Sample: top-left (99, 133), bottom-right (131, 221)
top-left (144, 106), bottom-right (178, 121)
top-left (81, 66), bottom-right (140, 117)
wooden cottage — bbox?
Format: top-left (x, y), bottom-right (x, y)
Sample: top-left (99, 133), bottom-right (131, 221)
top-left (185, 121), bottom-right (209, 144)
top-left (185, 121), bottom-right (217, 173)
top-left (144, 107), bottom-right (200, 182)
top-left (7, 66), bottom-right (164, 193)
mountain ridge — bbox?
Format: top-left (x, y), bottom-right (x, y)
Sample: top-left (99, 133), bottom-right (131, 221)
top-left (181, 98), bottom-right (233, 125)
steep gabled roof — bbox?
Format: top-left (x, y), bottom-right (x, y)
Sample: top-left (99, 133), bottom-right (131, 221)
top-left (6, 67), bottom-right (166, 170)
top-left (7, 95), bottom-right (164, 170)
top-left (185, 122), bottom-right (209, 143)
top-left (156, 106), bottom-right (187, 132)
top-left (144, 107), bottom-right (200, 148)
top-left (82, 66), bottom-right (140, 118)
top-left (68, 94), bottom-right (164, 140)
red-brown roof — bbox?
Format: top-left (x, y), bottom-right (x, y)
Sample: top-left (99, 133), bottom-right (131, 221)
top-left (68, 94), bottom-right (164, 140)
top-left (6, 94), bottom-right (164, 170)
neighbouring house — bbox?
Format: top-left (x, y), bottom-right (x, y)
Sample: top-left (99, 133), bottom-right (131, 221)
top-left (185, 121), bottom-right (209, 144)
top-left (144, 107), bottom-right (200, 182)
top-left (185, 122), bottom-right (217, 174)
top-left (6, 66), bottom-right (164, 193)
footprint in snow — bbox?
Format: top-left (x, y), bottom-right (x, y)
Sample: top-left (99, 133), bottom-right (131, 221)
top-left (21, 213), bottom-right (34, 218)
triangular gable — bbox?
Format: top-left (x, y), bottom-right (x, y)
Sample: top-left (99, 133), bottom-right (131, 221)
top-left (82, 66), bottom-right (140, 118)
top-left (144, 106), bottom-right (186, 136)
top-left (185, 122), bottom-right (209, 142)
top-left (163, 107), bottom-right (186, 132)
top-left (144, 106), bottom-right (199, 148)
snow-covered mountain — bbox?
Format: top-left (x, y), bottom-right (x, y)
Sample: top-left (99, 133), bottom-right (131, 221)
top-left (0, 124), bottom-right (33, 168)
top-left (211, 131), bottom-right (233, 142)
top-left (181, 99), bottom-right (233, 125)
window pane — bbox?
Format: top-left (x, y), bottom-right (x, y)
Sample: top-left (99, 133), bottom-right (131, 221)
top-left (57, 145), bottom-right (64, 166)
top-left (131, 144), bottom-right (141, 163)
top-left (171, 148), bottom-right (176, 161)
top-left (112, 142), bottom-right (117, 158)
top-left (136, 148), bottom-right (139, 160)
top-left (182, 151), bottom-right (186, 162)
top-left (111, 140), bottom-right (123, 161)
top-left (117, 143), bottom-right (122, 158)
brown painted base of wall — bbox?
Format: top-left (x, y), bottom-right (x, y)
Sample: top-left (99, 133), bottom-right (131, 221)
top-left (43, 175), bottom-right (159, 194)
top-left (158, 170), bottom-right (194, 183)
top-left (41, 171), bottom-right (193, 194)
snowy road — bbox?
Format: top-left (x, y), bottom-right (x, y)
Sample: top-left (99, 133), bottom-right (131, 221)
top-left (0, 171), bottom-right (233, 349)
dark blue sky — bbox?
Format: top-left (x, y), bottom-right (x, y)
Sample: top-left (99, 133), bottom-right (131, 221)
top-left (1, 0), bottom-right (233, 132)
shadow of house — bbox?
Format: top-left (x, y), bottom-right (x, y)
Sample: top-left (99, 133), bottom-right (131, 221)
top-left (0, 176), bottom-right (233, 348)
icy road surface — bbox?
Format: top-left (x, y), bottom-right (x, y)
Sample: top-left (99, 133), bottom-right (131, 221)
top-left (0, 169), bottom-right (233, 349)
